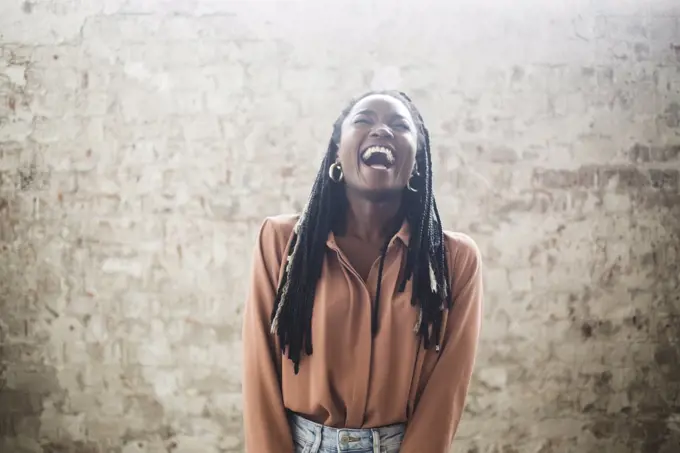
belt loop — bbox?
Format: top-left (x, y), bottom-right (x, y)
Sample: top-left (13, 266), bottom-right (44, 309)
top-left (311, 423), bottom-right (322, 453)
top-left (371, 429), bottom-right (380, 453)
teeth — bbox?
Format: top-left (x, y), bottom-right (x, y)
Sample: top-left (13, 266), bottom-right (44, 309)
top-left (362, 146), bottom-right (395, 164)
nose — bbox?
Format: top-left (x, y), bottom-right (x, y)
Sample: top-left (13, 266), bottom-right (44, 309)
top-left (369, 124), bottom-right (394, 138)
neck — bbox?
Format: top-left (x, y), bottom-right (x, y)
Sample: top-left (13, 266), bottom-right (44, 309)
top-left (343, 188), bottom-right (403, 243)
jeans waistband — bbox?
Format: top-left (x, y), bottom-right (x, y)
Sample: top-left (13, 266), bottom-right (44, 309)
top-left (288, 412), bottom-right (405, 452)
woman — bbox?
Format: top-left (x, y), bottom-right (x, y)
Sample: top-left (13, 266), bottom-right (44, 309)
top-left (242, 90), bottom-right (483, 453)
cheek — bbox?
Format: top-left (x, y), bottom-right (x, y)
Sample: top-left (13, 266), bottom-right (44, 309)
top-left (337, 143), bottom-right (355, 165)
top-left (337, 130), bottom-right (362, 162)
top-left (401, 138), bottom-right (418, 167)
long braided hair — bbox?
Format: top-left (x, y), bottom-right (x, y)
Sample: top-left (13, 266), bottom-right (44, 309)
top-left (270, 90), bottom-right (453, 374)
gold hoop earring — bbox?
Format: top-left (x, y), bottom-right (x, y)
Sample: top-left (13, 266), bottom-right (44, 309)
top-left (328, 162), bottom-right (344, 182)
top-left (407, 173), bottom-right (418, 192)
top-left (407, 179), bottom-right (418, 192)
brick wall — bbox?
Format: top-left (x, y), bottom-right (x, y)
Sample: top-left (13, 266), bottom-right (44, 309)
top-left (1, 0), bottom-right (679, 452)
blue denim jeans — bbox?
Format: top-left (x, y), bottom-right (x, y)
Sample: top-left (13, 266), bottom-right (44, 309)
top-left (288, 412), bottom-right (405, 453)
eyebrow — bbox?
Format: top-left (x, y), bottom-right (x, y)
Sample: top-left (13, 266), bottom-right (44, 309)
top-left (354, 109), bottom-right (410, 121)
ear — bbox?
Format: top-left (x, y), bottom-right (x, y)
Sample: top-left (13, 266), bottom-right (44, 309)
top-left (328, 138), bottom-right (340, 162)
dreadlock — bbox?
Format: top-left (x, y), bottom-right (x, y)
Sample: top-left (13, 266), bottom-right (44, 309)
top-left (270, 90), bottom-right (453, 374)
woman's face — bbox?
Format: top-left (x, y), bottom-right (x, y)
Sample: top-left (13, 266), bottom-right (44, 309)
top-left (335, 94), bottom-right (418, 199)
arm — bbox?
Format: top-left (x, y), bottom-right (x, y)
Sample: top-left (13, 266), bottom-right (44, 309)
top-left (399, 234), bottom-right (483, 453)
top-left (242, 218), bottom-right (294, 453)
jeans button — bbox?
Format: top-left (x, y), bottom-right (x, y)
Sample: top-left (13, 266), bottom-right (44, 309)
top-left (340, 434), bottom-right (349, 445)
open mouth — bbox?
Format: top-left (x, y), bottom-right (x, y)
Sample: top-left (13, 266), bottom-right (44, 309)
top-left (360, 146), bottom-right (395, 170)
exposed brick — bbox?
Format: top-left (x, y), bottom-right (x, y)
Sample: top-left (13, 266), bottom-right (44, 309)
top-left (629, 143), bottom-right (680, 163)
top-left (0, 391), bottom-right (43, 414)
top-left (533, 165), bottom-right (680, 193)
top-left (532, 166), bottom-right (599, 189)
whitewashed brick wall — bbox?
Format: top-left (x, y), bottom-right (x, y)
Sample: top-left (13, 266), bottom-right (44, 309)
top-left (1, 1), bottom-right (679, 452)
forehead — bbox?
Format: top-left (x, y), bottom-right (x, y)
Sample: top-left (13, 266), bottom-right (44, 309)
top-left (348, 94), bottom-right (414, 122)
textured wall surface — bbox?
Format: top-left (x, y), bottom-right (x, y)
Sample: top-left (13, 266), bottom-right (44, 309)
top-left (1, 0), bottom-right (680, 452)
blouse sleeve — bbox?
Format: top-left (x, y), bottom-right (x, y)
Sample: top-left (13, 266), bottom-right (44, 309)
top-left (399, 233), bottom-right (484, 453)
top-left (242, 218), bottom-right (295, 453)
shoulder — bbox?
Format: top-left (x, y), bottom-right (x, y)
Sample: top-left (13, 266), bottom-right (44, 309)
top-left (443, 230), bottom-right (482, 274)
top-left (256, 213), bottom-right (300, 258)
top-left (261, 213), bottom-right (299, 238)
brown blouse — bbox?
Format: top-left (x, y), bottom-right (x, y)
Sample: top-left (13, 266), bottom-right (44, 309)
top-left (242, 214), bottom-right (483, 453)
